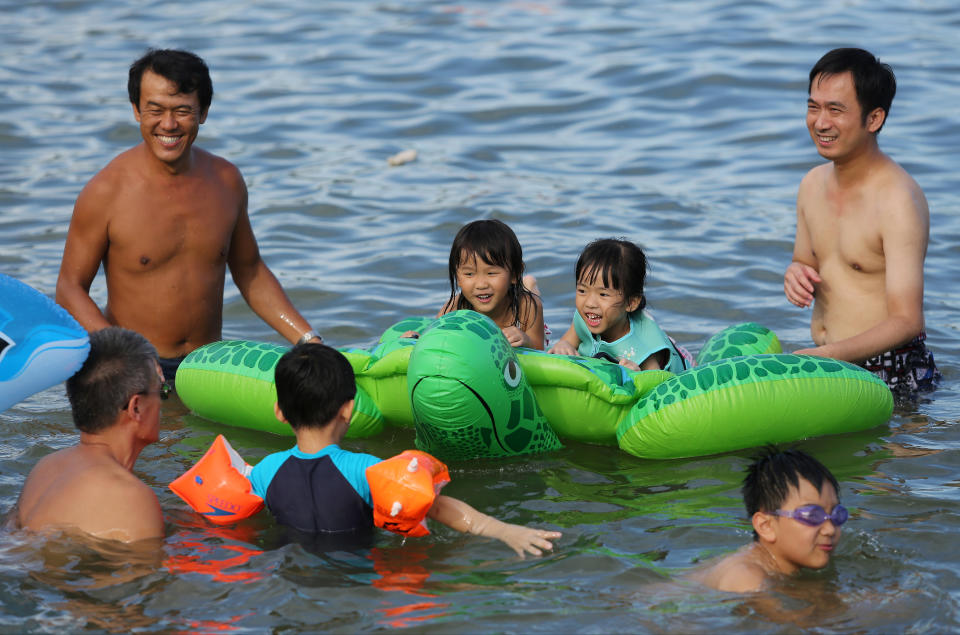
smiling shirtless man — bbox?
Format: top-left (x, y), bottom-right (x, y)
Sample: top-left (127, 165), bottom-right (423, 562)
top-left (56, 49), bottom-right (322, 386)
top-left (784, 48), bottom-right (939, 395)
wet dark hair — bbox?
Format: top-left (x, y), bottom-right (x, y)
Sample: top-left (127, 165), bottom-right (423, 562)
top-left (742, 446), bottom-right (840, 540)
top-left (808, 47), bottom-right (896, 132)
top-left (66, 327), bottom-right (158, 434)
top-left (447, 219), bottom-right (538, 329)
top-left (274, 344), bottom-right (357, 430)
top-left (128, 49), bottom-right (213, 113)
top-left (574, 238), bottom-right (647, 314)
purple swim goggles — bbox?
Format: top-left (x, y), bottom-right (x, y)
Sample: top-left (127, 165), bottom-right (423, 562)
top-left (773, 504), bottom-right (848, 527)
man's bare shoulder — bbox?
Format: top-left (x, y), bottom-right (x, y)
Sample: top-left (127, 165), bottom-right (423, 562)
top-left (22, 449), bottom-right (140, 506)
top-left (83, 146), bottom-right (243, 192)
top-left (19, 448), bottom-right (162, 541)
top-left (76, 146), bottom-right (147, 203)
top-left (797, 163), bottom-right (831, 197)
top-left (65, 462), bottom-right (159, 512)
top-left (95, 472), bottom-right (164, 542)
top-left (873, 157), bottom-right (928, 217)
top-left (38, 472), bottom-right (160, 542)
top-left (18, 447), bottom-right (76, 501)
top-left (194, 147), bottom-right (245, 187)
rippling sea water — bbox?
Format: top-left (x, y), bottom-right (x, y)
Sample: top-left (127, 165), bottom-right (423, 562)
top-left (1, 0), bottom-right (959, 631)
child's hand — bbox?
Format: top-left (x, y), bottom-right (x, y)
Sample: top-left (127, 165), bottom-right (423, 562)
top-left (618, 359), bottom-right (641, 371)
top-left (428, 495), bottom-right (561, 557)
top-left (548, 340), bottom-right (577, 356)
top-left (400, 330), bottom-right (420, 339)
top-left (487, 522), bottom-right (562, 558)
top-left (501, 326), bottom-right (526, 347)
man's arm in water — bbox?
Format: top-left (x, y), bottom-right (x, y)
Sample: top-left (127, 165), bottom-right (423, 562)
top-left (226, 177), bottom-right (319, 344)
top-left (784, 181), bottom-right (821, 310)
top-left (56, 177), bottom-right (114, 331)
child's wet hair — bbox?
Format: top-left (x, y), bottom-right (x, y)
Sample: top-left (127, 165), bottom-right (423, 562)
top-left (574, 238), bottom-right (648, 313)
top-left (447, 219), bottom-right (537, 327)
top-left (742, 445), bottom-right (840, 539)
top-left (274, 344), bottom-right (357, 429)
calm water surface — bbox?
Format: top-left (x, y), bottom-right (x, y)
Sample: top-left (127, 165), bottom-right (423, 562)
top-left (1, 0), bottom-right (959, 632)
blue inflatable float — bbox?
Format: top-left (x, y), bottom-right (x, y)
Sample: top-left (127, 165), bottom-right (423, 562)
top-left (0, 274), bottom-right (89, 411)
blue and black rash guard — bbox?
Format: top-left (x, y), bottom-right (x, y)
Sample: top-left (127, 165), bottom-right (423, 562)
top-left (249, 444), bottom-right (381, 534)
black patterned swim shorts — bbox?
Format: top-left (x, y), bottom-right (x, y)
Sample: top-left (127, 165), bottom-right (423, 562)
top-left (861, 332), bottom-right (941, 394)
top-left (159, 354), bottom-right (186, 389)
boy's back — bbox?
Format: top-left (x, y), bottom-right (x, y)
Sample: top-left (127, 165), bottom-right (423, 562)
top-left (250, 444), bottom-right (380, 535)
top-left (259, 343), bottom-right (561, 557)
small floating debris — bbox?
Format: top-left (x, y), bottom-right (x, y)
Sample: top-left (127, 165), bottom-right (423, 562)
top-left (387, 149), bottom-right (418, 166)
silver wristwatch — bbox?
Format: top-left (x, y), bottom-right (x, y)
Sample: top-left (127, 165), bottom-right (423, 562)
top-left (296, 330), bottom-right (321, 346)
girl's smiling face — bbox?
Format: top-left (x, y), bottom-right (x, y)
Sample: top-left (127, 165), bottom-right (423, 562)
top-left (575, 267), bottom-right (641, 342)
top-left (456, 252), bottom-right (515, 324)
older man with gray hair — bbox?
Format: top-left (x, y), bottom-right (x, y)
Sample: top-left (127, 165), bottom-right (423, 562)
top-left (16, 327), bottom-right (166, 542)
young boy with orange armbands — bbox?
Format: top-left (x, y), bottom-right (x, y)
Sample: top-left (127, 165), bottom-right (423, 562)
top-left (174, 343), bottom-right (560, 557)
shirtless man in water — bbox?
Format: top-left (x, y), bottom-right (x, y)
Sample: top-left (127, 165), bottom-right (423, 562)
top-left (17, 328), bottom-right (165, 542)
top-left (56, 49), bottom-right (321, 385)
top-left (784, 48), bottom-right (939, 393)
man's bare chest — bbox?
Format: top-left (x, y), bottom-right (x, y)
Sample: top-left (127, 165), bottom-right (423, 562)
top-left (808, 204), bottom-right (884, 274)
top-left (106, 186), bottom-right (239, 271)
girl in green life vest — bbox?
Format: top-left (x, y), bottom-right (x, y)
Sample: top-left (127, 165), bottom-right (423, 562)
top-left (549, 238), bottom-right (690, 373)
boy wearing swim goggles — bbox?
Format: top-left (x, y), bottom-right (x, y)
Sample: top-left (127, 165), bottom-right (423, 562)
top-left (692, 447), bottom-right (846, 592)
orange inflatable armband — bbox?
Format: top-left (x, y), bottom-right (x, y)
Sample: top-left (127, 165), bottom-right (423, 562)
top-left (366, 450), bottom-right (450, 537)
top-left (169, 434), bottom-right (264, 526)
